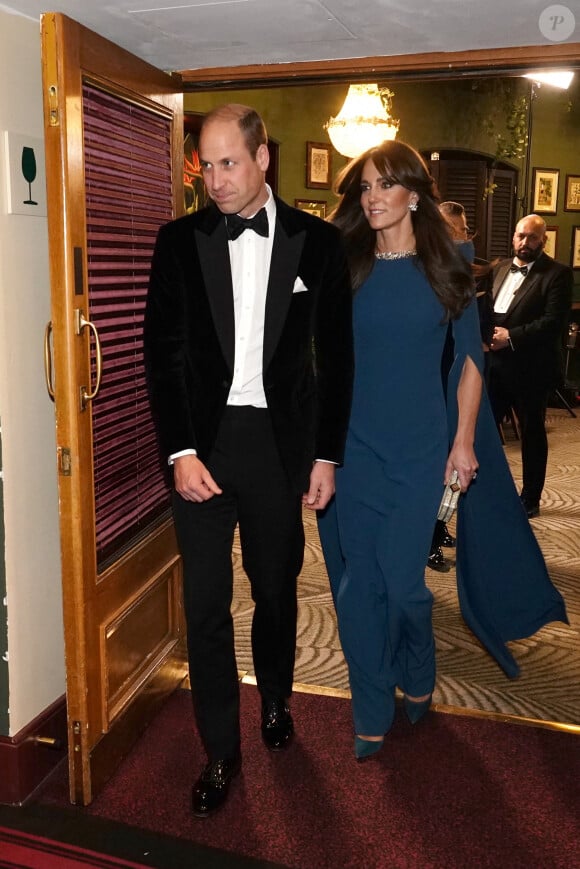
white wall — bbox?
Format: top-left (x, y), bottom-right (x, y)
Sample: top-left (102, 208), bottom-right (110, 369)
top-left (0, 9), bottom-right (64, 734)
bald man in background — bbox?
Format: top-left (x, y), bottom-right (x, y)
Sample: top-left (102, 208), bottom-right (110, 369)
top-left (487, 214), bottom-right (572, 518)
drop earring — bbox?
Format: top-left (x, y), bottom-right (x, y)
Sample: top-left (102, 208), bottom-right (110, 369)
top-left (408, 199), bottom-right (418, 212)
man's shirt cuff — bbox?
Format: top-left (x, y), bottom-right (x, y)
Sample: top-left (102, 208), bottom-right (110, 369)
top-left (168, 448), bottom-right (197, 466)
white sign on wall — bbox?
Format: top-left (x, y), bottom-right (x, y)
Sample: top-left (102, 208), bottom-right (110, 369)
top-left (3, 131), bottom-right (47, 217)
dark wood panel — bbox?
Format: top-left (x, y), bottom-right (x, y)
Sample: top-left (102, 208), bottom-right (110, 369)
top-left (0, 697), bottom-right (67, 805)
top-left (487, 169), bottom-right (516, 260)
top-left (429, 153), bottom-right (517, 261)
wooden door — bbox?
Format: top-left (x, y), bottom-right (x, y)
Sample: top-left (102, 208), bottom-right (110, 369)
top-left (428, 152), bottom-right (518, 261)
top-left (432, 158), bottom-right (489, 258)
top-left (486, 168), bottom-right (517, 260)
top-left (41, 13), bottom-right (187, 805)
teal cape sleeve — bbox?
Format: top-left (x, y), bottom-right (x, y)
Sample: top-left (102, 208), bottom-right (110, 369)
top-left (318, 299), bottom-right (568, 680)
top-left (449, 301), bottom-right (568, 678)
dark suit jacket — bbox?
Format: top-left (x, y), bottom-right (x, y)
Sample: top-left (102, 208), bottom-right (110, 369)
top-left (144, 196), bottom-right (354, 493)
top-left (473, 257), bottom-right (494, 347)
top-left (490, 251), bottom-right (573, 389)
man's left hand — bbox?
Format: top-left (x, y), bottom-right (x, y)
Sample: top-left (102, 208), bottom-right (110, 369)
top-left (302, 461), bottom-right (336, 510)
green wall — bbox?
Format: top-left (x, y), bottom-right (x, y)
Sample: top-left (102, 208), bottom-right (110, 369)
top-left (384, 77), bottom-right (528, 160)
top-left (528, 77), bottom-right (580, 282)
top-left (185, 73), bottom-right (580, 299)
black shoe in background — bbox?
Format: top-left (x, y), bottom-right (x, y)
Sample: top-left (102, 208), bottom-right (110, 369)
top-left (520, 496), bottom-right (540, 518)
top-left (440, 523), bottom-right (456, 547)
top-left (427, 546), bottom-right (451, 573)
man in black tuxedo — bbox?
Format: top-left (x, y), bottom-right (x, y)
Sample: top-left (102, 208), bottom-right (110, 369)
top-left (488, 213), bottom-right (573, 518)
top-left (144, 104), bottom-right (353, 816)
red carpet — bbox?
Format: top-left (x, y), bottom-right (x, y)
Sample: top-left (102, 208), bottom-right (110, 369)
top-left (37, 686), bottom-right (580, 869)
top-left (0, 824), bottom-right (151, 868)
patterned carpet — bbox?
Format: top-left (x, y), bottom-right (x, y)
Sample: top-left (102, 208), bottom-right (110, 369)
top-left (232, 407), bottom-right (580, 729)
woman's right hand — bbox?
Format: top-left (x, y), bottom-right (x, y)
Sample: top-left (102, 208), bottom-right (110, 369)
top-left (445, 443), bottom-right (479, 493)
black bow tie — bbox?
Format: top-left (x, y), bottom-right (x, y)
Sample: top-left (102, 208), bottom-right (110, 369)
top-left (225, 208), bottom-right (269, 241)
top-left (510, 264), bottom-right (528, 276)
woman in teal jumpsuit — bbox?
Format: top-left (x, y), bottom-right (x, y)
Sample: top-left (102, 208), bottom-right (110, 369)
top-left (318, 141), bottom-right (567, 759)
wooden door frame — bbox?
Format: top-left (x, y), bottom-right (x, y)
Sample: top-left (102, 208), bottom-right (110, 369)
top-left (42, 13), bottom-right (186, 804)
top-left (177, 43), bottom-right (580, 90)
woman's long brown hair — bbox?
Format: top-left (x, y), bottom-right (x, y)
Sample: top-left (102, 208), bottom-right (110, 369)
top-left (329, 140), bottom-right (474, 320)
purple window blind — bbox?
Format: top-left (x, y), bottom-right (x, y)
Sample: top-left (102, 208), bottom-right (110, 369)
top-left (82, 82), bottom-right (174, 567)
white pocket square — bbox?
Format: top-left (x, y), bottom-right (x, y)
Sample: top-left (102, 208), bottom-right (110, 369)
top-left (293, 277), bottom-right (309, 294)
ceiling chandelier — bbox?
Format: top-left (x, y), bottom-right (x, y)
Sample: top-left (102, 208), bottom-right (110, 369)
top-left (325, 83), bottom-right (399, 158)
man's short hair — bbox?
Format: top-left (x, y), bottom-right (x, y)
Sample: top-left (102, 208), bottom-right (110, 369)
top-left (202, 104), bottom-right (267, 159)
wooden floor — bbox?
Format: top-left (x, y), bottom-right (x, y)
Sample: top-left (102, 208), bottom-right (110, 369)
top-left (231, 407), bottom-right (580, 730)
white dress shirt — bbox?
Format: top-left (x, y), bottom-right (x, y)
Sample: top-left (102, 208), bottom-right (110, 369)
top-left (494, 260), bottom-right (535, 314)
top-left (227, 187), bottom-right (276, 407)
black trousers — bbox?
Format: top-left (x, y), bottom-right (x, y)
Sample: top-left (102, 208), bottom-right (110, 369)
top-left (172, 406), bottom-right (304, 761)
top-left (487, 363), bottom-right (548, 504)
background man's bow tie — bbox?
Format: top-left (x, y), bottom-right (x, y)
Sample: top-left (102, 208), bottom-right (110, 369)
top-left (510, 263), bottom-right (528, 276)
top-left (226, 208), bottom-right (269, 240)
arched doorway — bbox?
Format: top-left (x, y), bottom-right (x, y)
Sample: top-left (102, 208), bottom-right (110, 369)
top-left (422, 148), bottom-right (518, 260)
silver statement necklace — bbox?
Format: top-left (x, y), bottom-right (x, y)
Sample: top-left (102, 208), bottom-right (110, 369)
top-left (374, 249), bottom-right (417, 260)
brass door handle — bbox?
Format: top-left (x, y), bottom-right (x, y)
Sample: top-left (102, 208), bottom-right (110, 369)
top-left (44, 320), bottom-right (55, 401)
top-left (75, 309), bottom-right (103, 411)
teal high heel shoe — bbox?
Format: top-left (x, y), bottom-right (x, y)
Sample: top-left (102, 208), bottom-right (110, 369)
top-left (404, 694), bottom-right (432, 725)
top-left (354, 736), bottom-right (384, 761)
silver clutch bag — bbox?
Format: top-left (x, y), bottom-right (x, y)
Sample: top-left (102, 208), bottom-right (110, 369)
top-left (437, 469), bottom-right (461, 523)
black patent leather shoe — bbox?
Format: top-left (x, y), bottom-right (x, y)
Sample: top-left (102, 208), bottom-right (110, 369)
top-left (261, 699), bottom-right (294, 751)
top-left (192, 756), bottom-right (241, 818)
top-left (440, 523), bottom-right (456, 548)
top-left (426, 546), bottom-right (450, 573)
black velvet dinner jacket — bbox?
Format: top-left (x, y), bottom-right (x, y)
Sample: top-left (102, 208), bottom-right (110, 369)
top-left (490, 251), bottom-right (573, 388)
top-left (144, 196), bottom-right (353, 492)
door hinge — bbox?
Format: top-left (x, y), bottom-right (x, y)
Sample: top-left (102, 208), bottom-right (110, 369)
top-left (48, 84), bottom-right (59, 126)
top-left (58, 446), bottom-right (72, 476)
top-left (71, 720), bottom-right (83, 754)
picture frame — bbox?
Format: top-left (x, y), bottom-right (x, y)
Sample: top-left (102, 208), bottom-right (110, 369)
top-left (571, 226), bottom-right (580, 270)
top-left (294, 198), bottom-right (327, 218)
top-left (544, 226), bottom-right (558, 259)
top-left (306, 141), bottom-right (332, 189)
top-left (564, 174), bottom-right (580, 212)
top-left (531, 167), bottom-right (559, 215)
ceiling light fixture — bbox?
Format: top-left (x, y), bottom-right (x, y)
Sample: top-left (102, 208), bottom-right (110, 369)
top-left (325, 84), bottom-right (399, 158)
top-left (522, 70), bottom-right (575, 89)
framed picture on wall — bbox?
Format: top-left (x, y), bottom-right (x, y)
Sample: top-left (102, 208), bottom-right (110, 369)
top-left (571, 227), bottom-right (580, 269)
top-left (564, 174), bottom-right (580, 211)
top-left (306, 141), bottom-right (332, 189)
top-left (295, 198), bottom-right (327, 218)
top-left (544, 226), bottom-right (558, 259)
top-left (531, 167), bottom-right (559, 215)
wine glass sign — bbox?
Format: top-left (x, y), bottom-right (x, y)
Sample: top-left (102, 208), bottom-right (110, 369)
top-left (3, 131), bottom-right (47, 216)
top-left (21, 146), bottom-right (38, 205)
